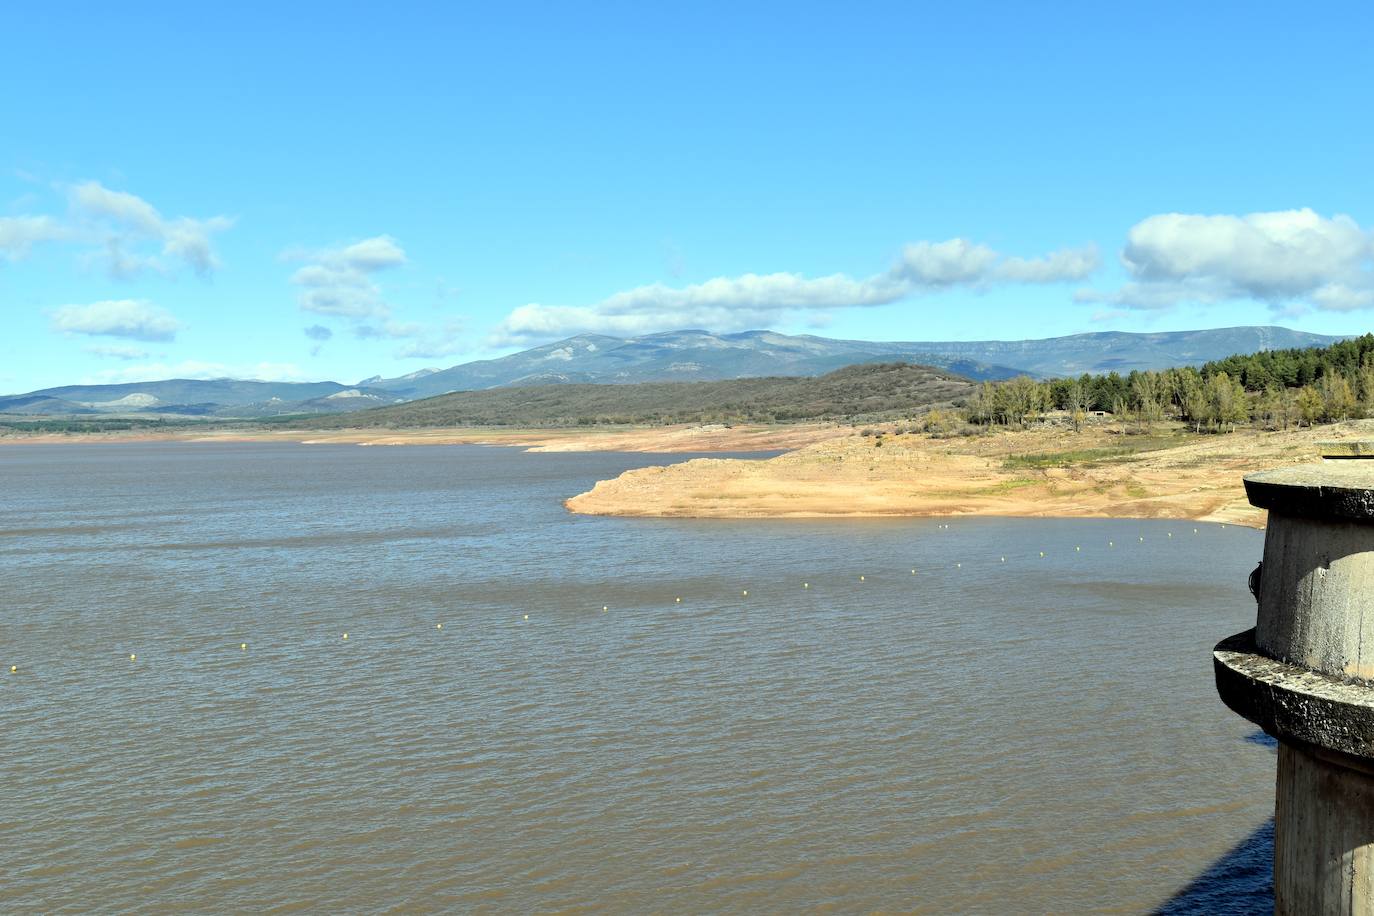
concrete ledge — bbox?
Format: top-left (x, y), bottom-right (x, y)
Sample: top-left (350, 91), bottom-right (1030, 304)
top-left (1214, 629), bottom-right (1374, 760)
top-left (1318, 440), bottom-right (1374, 459)
top-left (1245, 464), bottom-right (1374, 522)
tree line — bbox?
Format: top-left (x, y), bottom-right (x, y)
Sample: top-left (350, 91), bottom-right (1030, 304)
top-left (962, 333), bottom-right (1374, 433)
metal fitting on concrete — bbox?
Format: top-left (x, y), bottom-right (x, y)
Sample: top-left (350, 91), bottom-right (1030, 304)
top-left (1215, 444), bottom-right (1374, 914)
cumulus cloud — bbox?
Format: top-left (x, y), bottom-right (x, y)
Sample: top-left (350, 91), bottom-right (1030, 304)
top-left (304, 324), bottom-right (333, 341)
top-left (83, 343), bottom-right (150, 360)
top-left (352, 319), bottom-right (423, 340)
top-left (1079, 209), bottom-right (1374, 312)
top-left (289, 235), bottom-right (407, 318)
top-left (491, 239), bottom-right (1099, 345)
top-left (68, 181), bottom-right (232, 278)
top-left (50, 300), bottom-right (183, 342)
top-left (394, 326), bottom-right (466, 360)
top-left (0, 215), bottom-right (68, 260)
top-left (350, 318), bottom-right (465, 359)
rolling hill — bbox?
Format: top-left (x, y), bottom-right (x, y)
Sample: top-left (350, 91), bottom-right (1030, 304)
top-left (0, 325), bottom-right (1349, 418)
top-left (357, 326), bottom-right (1347, 399)
top-left (293, 362), bottom-right (977, 428)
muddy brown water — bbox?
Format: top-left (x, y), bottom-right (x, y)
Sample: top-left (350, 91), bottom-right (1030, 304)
top-left (1, 442), bottom-right (1273, 911)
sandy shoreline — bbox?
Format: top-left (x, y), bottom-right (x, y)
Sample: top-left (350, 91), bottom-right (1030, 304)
top-left (565, 421), bottom-right (1364, 529)
top-left (5, 418), bottom-right (1353, 528)
top-left (0, 422), bottom-right (840, 454)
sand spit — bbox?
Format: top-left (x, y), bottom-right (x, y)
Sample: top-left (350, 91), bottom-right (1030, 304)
top-left (566, 421), bottom-right (1371, 528)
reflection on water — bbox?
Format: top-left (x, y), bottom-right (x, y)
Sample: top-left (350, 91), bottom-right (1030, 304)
top-left (2, 442), bottom-right (1274, 911)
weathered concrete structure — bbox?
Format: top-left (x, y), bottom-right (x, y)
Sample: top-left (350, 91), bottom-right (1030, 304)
top-left (1216, 450), bottom-right (1374, 914)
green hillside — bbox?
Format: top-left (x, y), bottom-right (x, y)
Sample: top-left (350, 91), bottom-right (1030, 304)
top-left (288, 362), bottom-right (976, 428)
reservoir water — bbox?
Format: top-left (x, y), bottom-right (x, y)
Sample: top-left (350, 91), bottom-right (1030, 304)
top-left (2, 441), bottom-right (1274, 912)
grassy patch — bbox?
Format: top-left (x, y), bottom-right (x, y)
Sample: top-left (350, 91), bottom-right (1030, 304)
top-left (978, 477), bottom-right (1039, 493)
top-left (1001, 436), bottom-right (1186, 470)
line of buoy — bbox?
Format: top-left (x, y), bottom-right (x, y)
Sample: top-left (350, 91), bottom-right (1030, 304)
top-left (1, 529), bottom-right (1226, 679)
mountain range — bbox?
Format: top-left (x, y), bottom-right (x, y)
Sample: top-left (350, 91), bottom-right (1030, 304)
top-left (0, 325), bottom-right (1348, 418)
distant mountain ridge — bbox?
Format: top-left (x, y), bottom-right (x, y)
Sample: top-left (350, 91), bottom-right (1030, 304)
top-left (355, 326), bottom-right (1348, 400)
top-left (0, 325), bottom-right (1350, 418)
top-left (0, 378), bottom-right (404, 418)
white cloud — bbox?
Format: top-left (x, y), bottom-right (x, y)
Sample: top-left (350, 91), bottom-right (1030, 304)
top-left (896, 239), bottom-right (1000, 285)
top-left (83, 343), bottom-right (150, 360)
top-left (289, 235), bottom-right (406, 318)
top-left (285, 240), bottom-right (462, 358)
top-left (491, 239), bottom-right (1099, 344)
top-left (996, 245), bottom-right (1100, 283)
top-left (349, 319), bottom-right (466, 359)
top-left (353, 319), bottom-right (424, 340)
top-left (68, 181), bottom-right (232, 278)
top-left (1080, 209), bottom-right (1374, 312)
top-left (70, 182), bottom-right (164, 235)
top-left (50, 300), bottom-right (183, 342)
top-left (340, 236), bottom-right (407, 271)
top-left (394, 336), bottom-right (467, 360)
top-left (0, 215), bottom-right (67, 260)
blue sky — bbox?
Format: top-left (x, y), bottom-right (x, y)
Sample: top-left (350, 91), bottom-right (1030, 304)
top-left (3, 1), bottom-right (1373, 392)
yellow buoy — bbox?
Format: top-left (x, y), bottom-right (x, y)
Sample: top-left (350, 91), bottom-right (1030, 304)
top-left (676, 597), bottom-right (681, 603)
top-left (1194, 528), bottom-right (1199, 533)
top-left (911, 569), bottom-right (917, 574)
top-left (436, 623), bottom-right (443, 629)
top-left (1039, 551), bottom-right (1045, 557)
top-left (523, 614), bottom-right (529, 620)
top-left (602, 606), bottom-right (608, 612)
top-left (1109, 541), bottom-right (1114, 547)
top-left (1075, 546), bottom-right (1081, 552)
top-left (803, 583), bottom-right (809, 589)
top-left (1139, 537), bottom-right (1144, 542)
top-left (1000, 557), bottom-right (1005, 562)
top-left (1168, 532), bottom-right (1173, 537)
top-left (742, 590), bottom-right (748, 596)
top-left (859, 575), bottom-right (865, 581)
top-left (956, 562), bottom-right (961, 568)
top-left (342, 633), bottom-right (348, 640)
top-left (130, 654), bottom-right (137, 661)
top-left (9, 665), bottom-right (15, 673)
top-left (240, 643), bottom-right (247, 650)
